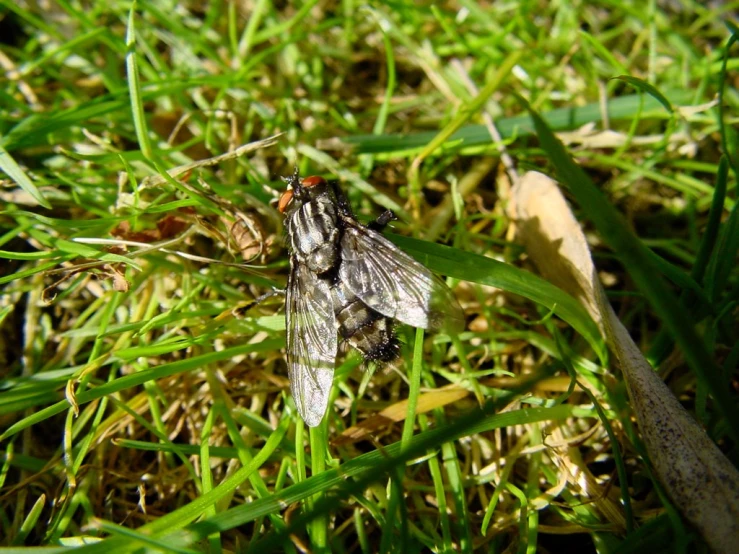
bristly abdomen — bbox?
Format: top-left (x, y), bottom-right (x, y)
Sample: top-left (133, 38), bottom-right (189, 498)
top-left (332, 279), bottom-right (400, 363)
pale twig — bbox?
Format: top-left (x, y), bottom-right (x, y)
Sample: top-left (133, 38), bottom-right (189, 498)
top-left (140, 133), bottom-right (284, 188)
top-left (450, 58), bottom-right (519, 186)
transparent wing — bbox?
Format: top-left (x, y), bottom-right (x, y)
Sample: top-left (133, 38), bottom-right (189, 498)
top-left (285, 261), bottom-right (337, 427)
top-left (338, 223), bottom-right (465, 334)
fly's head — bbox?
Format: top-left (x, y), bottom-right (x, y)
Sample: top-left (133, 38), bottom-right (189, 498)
top-left (278, 169), bottom-right (331, 217)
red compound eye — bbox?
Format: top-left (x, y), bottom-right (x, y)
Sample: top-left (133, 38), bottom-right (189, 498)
top-left (301, 176), bottom-right (326, 188)
top-left (278, 190), bottom-right (294, 213)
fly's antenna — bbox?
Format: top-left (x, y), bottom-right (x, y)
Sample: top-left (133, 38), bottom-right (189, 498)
top-left (282, 167), bottom-right (304, 197)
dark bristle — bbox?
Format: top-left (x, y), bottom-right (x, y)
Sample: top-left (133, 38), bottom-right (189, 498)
top-left (363, 336), bottom-right (400, 363)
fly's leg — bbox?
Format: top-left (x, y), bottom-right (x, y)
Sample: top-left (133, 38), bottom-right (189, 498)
top-left (329, 179), bottom-right (395, 231)
top-left (328, 180), bottom-right (356, 218)
top-left (232, 287), bottom-right (285, 318)
top-left (368, 210), bottom-right (396, 232)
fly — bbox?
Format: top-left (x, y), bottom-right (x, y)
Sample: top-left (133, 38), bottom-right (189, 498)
top-left (278, 169), bottom-right (464, 427)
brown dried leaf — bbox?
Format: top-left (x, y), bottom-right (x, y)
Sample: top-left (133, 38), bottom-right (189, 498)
top-left (508, 171), bottom-right (739, 554)
top-left (156, 214), bottom-right (189, 240)
top-left (111, 220), bottom-right (161, 243)
top-left (111, 214), bottom-right (190, 244)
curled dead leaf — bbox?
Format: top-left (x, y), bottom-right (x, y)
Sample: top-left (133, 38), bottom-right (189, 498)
top-left (108, 264), bottom-right (130, 292)
top-left (222, 211), bottom-right (266, 263)
top-left (508, 171), bottom-right (739, 554)
top-left (65, 379), bottom-right (79, 417)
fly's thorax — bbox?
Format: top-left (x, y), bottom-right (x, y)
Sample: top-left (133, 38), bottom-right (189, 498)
top-left (285, 191), bottom-right (341, 274)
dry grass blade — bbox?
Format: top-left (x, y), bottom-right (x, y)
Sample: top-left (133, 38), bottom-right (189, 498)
top-left (334, 387), bottom-right (470, 446)
top-left (508, 171), bottom-right (739, 554)
top-left (139, 134), bottom-right (284, 188)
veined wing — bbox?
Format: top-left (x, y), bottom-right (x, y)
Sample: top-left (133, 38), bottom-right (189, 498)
top-left (285, 261), bottom-right (337, 427)
top-left (338, 222), bottom-right (464, 334)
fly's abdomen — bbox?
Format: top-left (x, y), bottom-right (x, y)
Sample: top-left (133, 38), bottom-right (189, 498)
top-left (332, 281), bottom-right (399, 362)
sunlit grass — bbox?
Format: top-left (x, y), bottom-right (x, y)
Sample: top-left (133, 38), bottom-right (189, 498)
top-left (1, 2), bottom-right (736, 553)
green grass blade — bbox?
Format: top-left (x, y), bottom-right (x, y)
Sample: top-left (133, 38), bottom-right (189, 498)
top-left (401, 327), bottom-right (425, 446)
top-left (125, 1), bottom-right (152, 160)
top-left (718, 24), bottom-right (739, 174)
top-left (409, 50), bottom-right (522, 174)
top-left (0, 340), bottom-right (283, 441)
top-left (647, 156), bottom-right (731, 364)
top-left (704, 199), bottom-right (738, 303)
top-left (388, 234), bottom-right (606, 363)
top-left (239, 406), bottom-right (576, 552)
top-left (693, 155), bottom-right (730, 284)
top-left (342, 91), bottom-right (692, 154)
top-left (0, 145), bottom-right (52, 208)
top-left (611, 75), bottom-right (674, 113)
top-left (133, 407), bottom-right (577, 553)
top-left (309, 423), bottom-right (329, 550)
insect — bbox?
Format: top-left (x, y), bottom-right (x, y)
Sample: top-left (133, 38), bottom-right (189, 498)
top-left (278, 169), bottom-right (464, 426)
